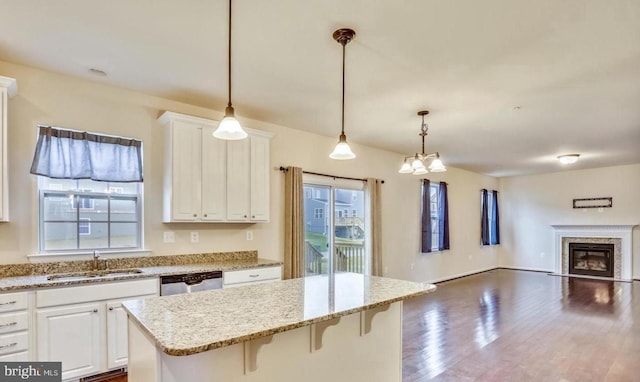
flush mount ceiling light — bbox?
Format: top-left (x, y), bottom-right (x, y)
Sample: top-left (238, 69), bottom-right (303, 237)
top-left (212, 0), bottom-right (248, 140)
top-left (558, 154), bottom-right (580, 164)
top-left (329, 28), bottom-right (356, 160)
top-left (398, 111), bottom-right (447, 175)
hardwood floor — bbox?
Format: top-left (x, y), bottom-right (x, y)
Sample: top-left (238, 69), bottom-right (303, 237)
top-left (402, 269), bottom-right (640, 381)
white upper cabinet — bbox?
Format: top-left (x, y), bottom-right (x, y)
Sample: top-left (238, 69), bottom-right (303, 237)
top-left (0, 76), bottom-right (17, 222)
top-left (226, 138), bottom-right (250, 221)
top-left (159, 111), bottom-right (272, 223)
top-left (249, 133), bottom-right (271, 222)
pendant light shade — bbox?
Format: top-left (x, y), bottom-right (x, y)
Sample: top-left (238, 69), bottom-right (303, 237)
top-left (329, 133), bottom-right (356, 160)
top-left (330, 28), bottom-right (356, 160)
top-left (429, 156), bottom-right (447, 172)
top-left (213, 105), bottom-right (247, 140)
top-left (212, 0), bottom-right (248, 140)
top-left (398, 160), bottom-right (413, 174)
top-left (398, 110), bottom-right (447, 174)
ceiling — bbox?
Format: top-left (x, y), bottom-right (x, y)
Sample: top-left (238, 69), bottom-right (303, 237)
top-left (1, 0), bottom-right (639, 177)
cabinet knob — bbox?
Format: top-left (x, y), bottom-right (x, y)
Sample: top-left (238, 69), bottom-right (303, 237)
top-left (193, 214), bottom-right (197, 217)
top-left (108, 307), bottom-right (114, 311)
top-left (244, 215), bottom-right (247, 218)
top-left (252, 215), bottom-right (255, 219)
top-left (92, 309), bottom-right (98, 313)
top-left (204, 214), bottom-right (208, 217)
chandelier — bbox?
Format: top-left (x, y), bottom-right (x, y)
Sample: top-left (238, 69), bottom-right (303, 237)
top-left (398, 111), bottom-right (446, 174)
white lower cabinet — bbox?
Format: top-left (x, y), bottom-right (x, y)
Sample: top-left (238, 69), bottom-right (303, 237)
top-left (223, 266), bottom-right (282, 288)
top-left (106, 301), bottom-right (129, 369)
top-left (0, 291), bottom-right (31, 361)
top-left (35, 278), bottom-right (158, 381)
top-left (37, 303), bottom-right (103, 380)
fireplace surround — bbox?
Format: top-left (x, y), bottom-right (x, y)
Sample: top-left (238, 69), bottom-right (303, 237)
top-left (552, 225), bottom-right (636, 281)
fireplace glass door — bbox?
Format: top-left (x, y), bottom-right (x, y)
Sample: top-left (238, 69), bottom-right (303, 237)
top-left (568, 243), bottom-right (614, 278)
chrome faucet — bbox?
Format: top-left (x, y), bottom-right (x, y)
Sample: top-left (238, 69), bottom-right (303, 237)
top-left (92, 250), bottom-right (100, 271)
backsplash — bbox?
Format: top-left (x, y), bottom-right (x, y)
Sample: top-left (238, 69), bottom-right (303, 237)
top-left (0, 251), bottom-right (258, 278)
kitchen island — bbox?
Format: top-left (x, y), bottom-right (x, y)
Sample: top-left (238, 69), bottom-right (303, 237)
top-left (123, 273), bottom-right (436, 382)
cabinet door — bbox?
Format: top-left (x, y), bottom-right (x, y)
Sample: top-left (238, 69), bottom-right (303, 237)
top-left (106, 301), bottom-right (128, 369)
top-left (226, 138), bottom-right (250, 221)
top-left (250, 135), bottom-right (270, 222)
top-left (0, 87), bottom-right (6, 222)
top-left (169, 121), bottom-right (202, 221)
top-left (37, 303), bottom-right (103, 380)
top-left (201, 127), bottom-right (226, 221)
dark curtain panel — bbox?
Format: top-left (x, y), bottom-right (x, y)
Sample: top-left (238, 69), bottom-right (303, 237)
top-left (438, 182), bottom-right (450, 250)
top-left (421, 179), bottom-right (432, 253)
top-left (481, 189), bottom-right (490, 245)
top-left (491, 190), bottom-right (500, 245)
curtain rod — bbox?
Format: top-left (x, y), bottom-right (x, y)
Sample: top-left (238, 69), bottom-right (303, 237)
top-left (278, 166), bottom-right (384, 184)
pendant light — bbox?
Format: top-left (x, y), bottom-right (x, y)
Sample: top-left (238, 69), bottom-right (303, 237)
top-left (398, 111), bottom-right (447, 174)
top-left (329, 28), bottom-right (356, 160)
top-left (212, 0), bottom-right (248, 140)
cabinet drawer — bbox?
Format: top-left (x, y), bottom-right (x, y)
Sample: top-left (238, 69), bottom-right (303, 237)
top-left (0, 350), bottom-right (28, 361)
top-left (223, 266), bottom-right (281, 286)
top-left (37, 278), bottom-right (158, 308)
top-left (0, 311), bottom-right (28, 334)
top-left (0, 292), bottom-right (28, 313)
top-left (0, 331), bottom-right (28, 355)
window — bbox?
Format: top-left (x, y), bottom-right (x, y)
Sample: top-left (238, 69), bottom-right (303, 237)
top-left (39, 178), bottom-right (142, 252)
top-left (314, 208), bottom-right (324, 219)
top-left (481, 189), bottom-right (500, 245)
top-left (30, 126), bottom-right (144, 254)
top-left (79, 218), bottom-right (91, 236)
top-left (421, 180), bottom-right (450, 253)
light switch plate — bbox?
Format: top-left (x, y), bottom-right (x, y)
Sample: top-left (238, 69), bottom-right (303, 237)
top-left (190, 232), bottom-right (199, 243)
top-left (246, 231), bottom-right (253, 241)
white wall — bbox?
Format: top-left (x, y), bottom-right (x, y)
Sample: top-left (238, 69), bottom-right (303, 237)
top-left (395, 168), bottom-right (500, 283)
top-left (0, 60), bottom-right (498, 282)
top-left (499, 163), bottom-right (640, 278)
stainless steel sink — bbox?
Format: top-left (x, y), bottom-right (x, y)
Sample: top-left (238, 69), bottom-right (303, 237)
top-left (46, 268), bottom-right (144, 281)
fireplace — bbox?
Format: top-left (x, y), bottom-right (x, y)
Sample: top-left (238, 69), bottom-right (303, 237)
top-left (568, 243), bottom-right (614, 278)
top-left (552, 225), bottom-right (635, 281)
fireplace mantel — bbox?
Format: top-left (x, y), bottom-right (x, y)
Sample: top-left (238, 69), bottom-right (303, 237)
top-left (551, 224), bottom-right (637, 281)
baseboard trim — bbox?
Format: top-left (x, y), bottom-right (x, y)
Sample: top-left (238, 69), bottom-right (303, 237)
top-left (497, 265), bottom-right (552, 273)
top-left (428, 267), bottom-right (497, 284)
top-left (426, 266), bottom-right (636, 285)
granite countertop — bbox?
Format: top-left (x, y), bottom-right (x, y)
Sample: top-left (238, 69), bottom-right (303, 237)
top-left (122, 273), bottom-right (436, 356)
top-left (0, 253), bottom-right (282, 292)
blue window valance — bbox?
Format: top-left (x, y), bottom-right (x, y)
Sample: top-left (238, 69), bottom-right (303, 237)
top-left (30, 125), bottom-right (143, 182)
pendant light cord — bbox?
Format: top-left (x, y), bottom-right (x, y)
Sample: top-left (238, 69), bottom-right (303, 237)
top-left (227, 0), bottom-right (233, 108)
top-left (341, 42), bottom-right (346, 135)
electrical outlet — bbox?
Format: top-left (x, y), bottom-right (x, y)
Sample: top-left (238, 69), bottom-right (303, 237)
top-left (246, 230), bottom-right (253, 241)
top-left (163, 231), bottom-right (175, 243)
top-left (190, 232), bottom-right (199, 243)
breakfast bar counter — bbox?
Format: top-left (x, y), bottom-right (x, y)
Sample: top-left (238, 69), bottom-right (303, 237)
top-left (123, 273), bottom-right (435, 382)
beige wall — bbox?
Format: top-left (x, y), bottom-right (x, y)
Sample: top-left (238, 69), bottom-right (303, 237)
top-left (0, 60), bottom-right (499, 282)
top-left (499, 163), bottom-right (640, 278)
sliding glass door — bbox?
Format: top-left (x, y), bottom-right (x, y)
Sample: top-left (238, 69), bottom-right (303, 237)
top-left (303, 178), bottom-right (367, 276)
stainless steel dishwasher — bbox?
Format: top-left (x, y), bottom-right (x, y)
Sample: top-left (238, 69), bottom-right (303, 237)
top-left (160, 271), bottom-right (223, 296)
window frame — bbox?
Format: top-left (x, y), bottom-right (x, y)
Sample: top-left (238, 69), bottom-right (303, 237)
top-left (38, 179), bottom-right (143, 253)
